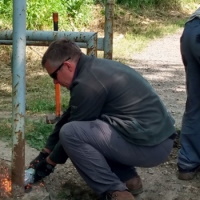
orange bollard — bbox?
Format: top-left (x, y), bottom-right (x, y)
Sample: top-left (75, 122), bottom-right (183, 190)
top-left (53, 13), bottom-right (61, 118)
top-left (55, 83), bottom-right (61, 117)
top-left (46, 13), bottom-right (61, 124)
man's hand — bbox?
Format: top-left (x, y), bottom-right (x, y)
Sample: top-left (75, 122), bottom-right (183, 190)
top-left (34, 159), bottom-right (55, 182)
top-left (29, 151), bottom-right (49, 169)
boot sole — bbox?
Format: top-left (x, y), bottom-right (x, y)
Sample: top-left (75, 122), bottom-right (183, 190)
top-left (178, 166), bottom-right (200, 180)
top-left (130, 187), bottom-right (143, 195)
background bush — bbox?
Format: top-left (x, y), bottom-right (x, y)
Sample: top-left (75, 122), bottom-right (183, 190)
top-left (0, 0), bottom-right (94, 30)
top-left (0, 0), bottom-right (197, 31)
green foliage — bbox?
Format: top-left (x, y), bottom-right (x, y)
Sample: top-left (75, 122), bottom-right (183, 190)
top-left (0, 119), bottom-right (12, 143)
top-left (0, 118), bottom-right (53, 150)
top-left (26, 0), bottom-right (67, 30)
top-left (65, 0), bottom-right (94, 28)
top-left (26, 98), bottom-right (55, 112)
top-left (0, 0), bottom-right (12, 29)
top-left (0, 0), bottom-right (94, 30)
top-left (26, 93), bottom-right (70, 113)
top-left (25, 120), bottom-right (54, 150)
top-left (66, 0), bottom-right (85, 18)
top-left (0, 0), bottom-right (197, 30)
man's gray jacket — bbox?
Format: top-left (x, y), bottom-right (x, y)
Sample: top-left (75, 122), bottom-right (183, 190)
top-left (45, 54), bottom-right (175, 163)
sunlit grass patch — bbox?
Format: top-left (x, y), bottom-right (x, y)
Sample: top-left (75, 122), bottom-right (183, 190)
top-left (0, 118), bottom-right (54, 150)
top-left (25, 119), bottom-right (54, 150)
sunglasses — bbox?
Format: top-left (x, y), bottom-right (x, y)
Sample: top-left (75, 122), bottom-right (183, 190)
top-left (50, 57), bottom-right (71, 79)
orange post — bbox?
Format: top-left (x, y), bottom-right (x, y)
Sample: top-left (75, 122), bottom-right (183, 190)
top-left (55, 83), bottom-right (61, 117)
top-left (53, 13), bottom-right (61, 117)
top-left (53, 13), bottom-right (58, 31)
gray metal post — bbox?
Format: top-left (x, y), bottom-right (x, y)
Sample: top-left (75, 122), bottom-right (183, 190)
top-left (104, 0), bottom-right (114, 59)
top-left (87, 33), bottom-right (98, 56)
top-left (11, 0), bottom-right (26, 196)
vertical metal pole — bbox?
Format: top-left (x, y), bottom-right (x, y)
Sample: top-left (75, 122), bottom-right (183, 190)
top-left (11, 0), bottom-right (26, 196)
top-left (87, 33), bottom-right (98, 57)
top-left (53, 13), bottom-right (61, 119)
top-left (104, 0), bottom-right (114, 59)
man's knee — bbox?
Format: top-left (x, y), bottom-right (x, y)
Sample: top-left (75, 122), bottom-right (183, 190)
top-left (59, 121), bottom-right (76, 141)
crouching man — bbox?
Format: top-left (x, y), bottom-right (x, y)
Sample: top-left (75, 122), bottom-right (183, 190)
top-left (29, 39), bottom-right (176, 200)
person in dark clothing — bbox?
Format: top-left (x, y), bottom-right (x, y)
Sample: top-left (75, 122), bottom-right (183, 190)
top-left (30, 39), bottom-right (176, 200)
top-left (177, 7), bottom-right (200, 180)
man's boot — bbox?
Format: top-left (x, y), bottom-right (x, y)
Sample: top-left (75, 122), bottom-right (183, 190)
top-left (103, 190), bottom-right (135, 200)
top-left (125, 175), bottom-right (143, 195)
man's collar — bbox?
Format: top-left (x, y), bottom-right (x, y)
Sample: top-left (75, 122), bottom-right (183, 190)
top-left (69, 54), bottom-right (93, 89)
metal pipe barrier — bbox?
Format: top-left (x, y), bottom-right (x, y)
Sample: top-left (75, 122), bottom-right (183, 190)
top-left (0, 39), bottom-right (104, 51)
top-left (0, 30), bottom-right (96, 41)
top-left (0, 31), bottom-right (98, 56)
top-left (0, 40), bottom-right (103, 48)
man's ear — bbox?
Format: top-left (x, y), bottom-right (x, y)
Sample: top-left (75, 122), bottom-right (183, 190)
top-left (65, 61), bottom-right (76, 72)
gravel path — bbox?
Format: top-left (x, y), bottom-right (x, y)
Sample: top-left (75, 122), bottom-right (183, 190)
top-left (131, 28), bottom-right (185, 130)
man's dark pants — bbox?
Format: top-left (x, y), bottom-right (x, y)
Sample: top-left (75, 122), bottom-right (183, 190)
top-left (60, 119), bottom-right (173, 195)
top-left (178, 17), bottom-right (200, 170)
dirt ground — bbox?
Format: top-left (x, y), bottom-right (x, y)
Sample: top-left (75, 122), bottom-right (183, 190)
top-left (1, 28), bottom-right (200, 200)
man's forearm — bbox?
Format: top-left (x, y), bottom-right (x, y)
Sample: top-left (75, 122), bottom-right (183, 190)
top-left (48, 141), bottom-right (69, 164)
top-left (46, 156), bottom-right (57, 166)
top-left (45, 107), bottom-right (71, 151)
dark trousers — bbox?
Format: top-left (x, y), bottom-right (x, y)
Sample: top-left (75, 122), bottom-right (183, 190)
top-left (178, 17), bottom-right (200, 170)
top-left (60, 119), bottom-right (173, 195)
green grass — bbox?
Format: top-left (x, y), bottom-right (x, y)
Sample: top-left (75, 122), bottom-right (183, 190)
top-left (0, 118), bottom-right (54, 150)
top-left (113, 4), bottom-right (189, 59)
top-left (26, 71), bottom-right (70, 113)
top-left (0, 0), bottom-right (94, 30)
top-left (25, 119), bottom-right (54, 150)
top-left (114, 19), bottom-right (185, 57)
top-left (0, 119), bottom-right (12, 144)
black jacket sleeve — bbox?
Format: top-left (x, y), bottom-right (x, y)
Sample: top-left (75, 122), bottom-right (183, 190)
top-left (45, 107), bottom-right (71, 164)
top-left (45, 82), bottom-right (106, 163)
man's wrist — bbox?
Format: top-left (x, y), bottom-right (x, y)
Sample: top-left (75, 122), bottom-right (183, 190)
top-left (42, 148), bottom-right (51, 154)
top-left (46, 156), bottom-right (57, 166)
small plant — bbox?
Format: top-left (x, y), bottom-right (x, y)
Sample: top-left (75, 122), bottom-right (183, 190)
top-left (0, 118), bottom-right (54, 150)
top-left (66, 0), bottom-right (85, 18)
top-left (25, 120), bottom-right (54, 150)
top-left (0, 119), bottom-right (12, 143)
